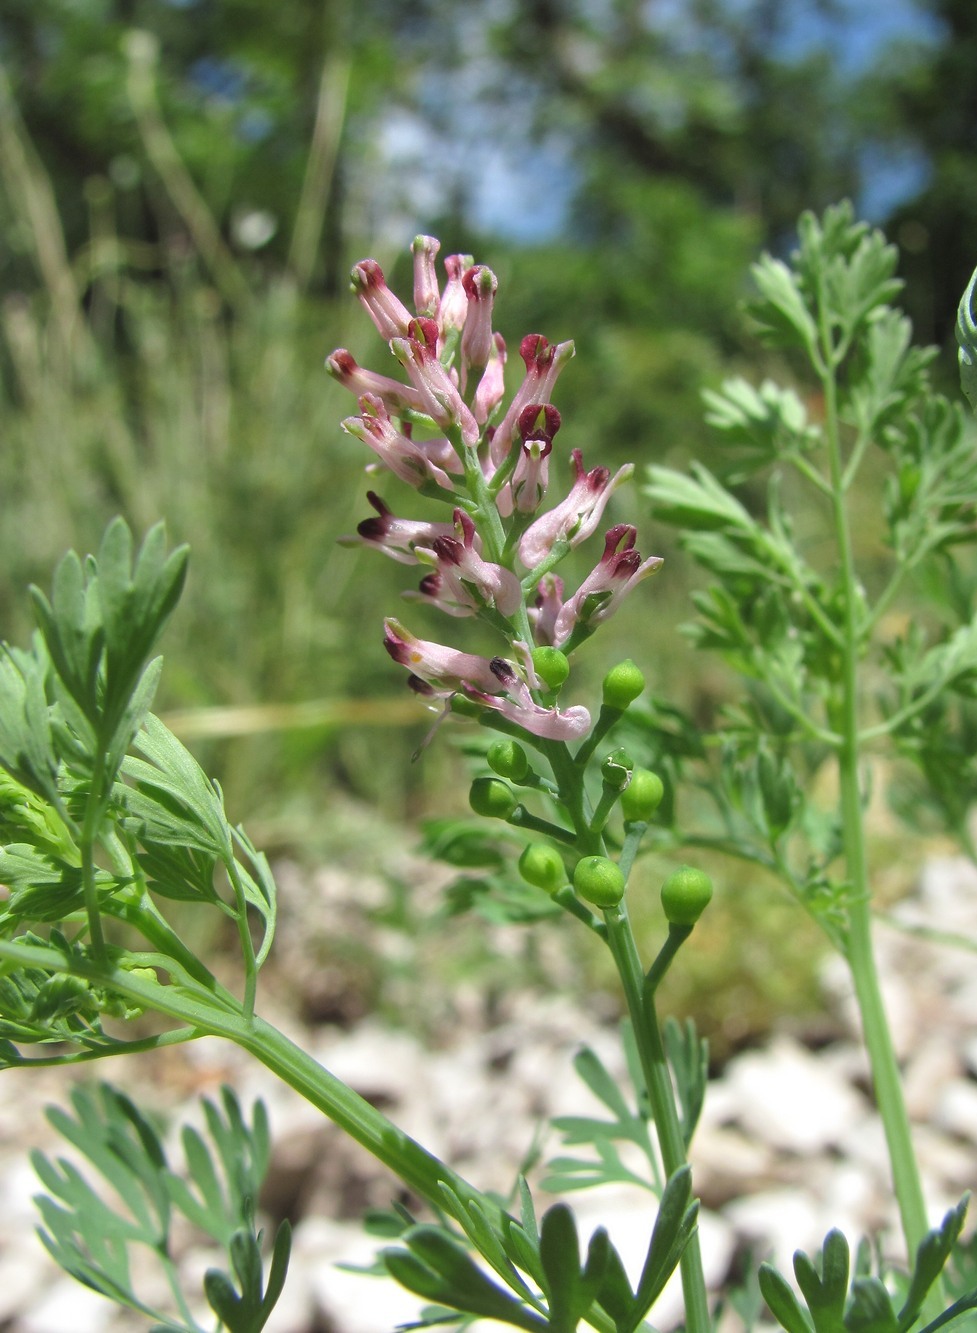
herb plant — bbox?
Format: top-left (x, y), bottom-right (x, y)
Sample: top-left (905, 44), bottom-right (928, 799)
top-left (0, 204), bottom-right (976, 1331)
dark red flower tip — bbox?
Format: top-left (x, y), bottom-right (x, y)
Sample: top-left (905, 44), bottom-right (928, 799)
top-left (517, 403), bottom-right (561, 441)
top-left (407, 316), bottom-right (440, 351)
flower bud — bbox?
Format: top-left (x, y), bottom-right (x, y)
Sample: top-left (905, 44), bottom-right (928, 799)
top-left (621, 768), bottom-right (665, 822)
top-left (660, 865), bottom-right (713, 926)
top-left (518, 843), bottom-right (566, 893)
top-left (469, 777), bottom-right (520, 820)
top-left (573, 855), bottom-right (626, 907)
top-left (601, 747), bottom-right (634, 791)
top-left (487, 739), bottom-right (530, 782)
top-left (532, 646), bottom-right (570, 690)
top-left (602, 659), bottom-right (646, 710)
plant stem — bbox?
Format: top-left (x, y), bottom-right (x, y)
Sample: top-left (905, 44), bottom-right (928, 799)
top-left (821, 359), bottom-right (932, 1272)
top-left (603, 904), bottom-right (711, 1333)
top-left (80, 763), bottom-right (108, 961)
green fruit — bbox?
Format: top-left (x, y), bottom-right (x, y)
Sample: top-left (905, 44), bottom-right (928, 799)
top-left (518, 843), bottom-right (566, 893)
top-left (487, 739), bottom-right (530, 782)
top-left (621, 769), bottom-right (665, 822)
top-left (601, 659), bottom-right (645, 709)
top-left (532, 646), bottom-right (570, 690)
top-left (469, 777), bottom-right (519, 820)
top-left (573, 855), bottom-right (626, 907)
top-left (660, 865), bottom-right (713, 925)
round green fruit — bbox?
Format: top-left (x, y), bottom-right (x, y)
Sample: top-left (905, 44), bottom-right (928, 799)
top-left (573, 855), bottom-right (626, 907)
top-left (660, 865), bottom-right (713, 925)
top-left (487, 739), bottom-right (530, 782)
top-left (532, 646), bottom-right (570, 690)
top-left (518, 843), bottom-right (566, 893)
top-left (621, 769), bottom-right (665, 822)
top-left (602, 659), bottom-right (646, 709)
top-left (469, 777), bottom-right (519, 820)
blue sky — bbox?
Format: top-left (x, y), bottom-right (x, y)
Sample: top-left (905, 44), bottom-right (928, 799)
top-left (464, 0), bottom-right (942, 240)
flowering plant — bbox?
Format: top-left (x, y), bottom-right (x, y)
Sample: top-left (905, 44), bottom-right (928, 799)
top-left (0, 207), bottom-right (976, 1332)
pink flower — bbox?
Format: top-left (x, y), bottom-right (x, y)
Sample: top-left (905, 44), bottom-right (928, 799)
top-left (461, 265), bottom-right (498, 380)
top-left (412, 235), bottom-right (441, 318)
top-left (439, 254), bottom-right (471, 337)
top-left (518, 450), bottom-right (634, 570)
top-left (350, 259), bottom-right (413, 340)
top-left (383, 621), bottom-right (591, 741)
top-left (529, 573), bottom-right (565, 646)
top-left (474, 332), bottom-right (507, 425)
top-left (509, 404), bottom-right (560, 515)
top-left (342, 395), bottom-right (462, 490)
top-left (326, 349), bottom-right (425, 416)
top-left (383, 618), bottom-right (505, 694)
top-left (464, 659), bottom-right (592, 741)
top-left (410, 510), bottom-right (522, 617)
top-left (552, 525), bottom-right (663, 646)
top-left (392, 318), bottom-right (480, 447)
top-left (489, 335), bottom-right (575, 470)
top-left (343, 492), bottom-right (458, 564)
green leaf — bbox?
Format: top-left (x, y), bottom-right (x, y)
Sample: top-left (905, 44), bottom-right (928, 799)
top-left (0, 644), bottom-right (64, 812)
top-left (845, 1276), bottom-right (899, 1333)
top-left (792, 1230), bottom-right (849, 1333)
top-left (382, 1226), bottom-right (548, 1330)
top-left (747, 254), bottom-right (819, 353)
top-left (32, 1083), bottom-right (285, 1333)
top-left (898, 1197), bottom-right (969, 1330)
top-left (759, 1263), bottom-right (815, 1333)
top-left (956, 263), bottom-right (977, 413)
top-left (97, 519), bottom-right (188, 737)
top-left (572, 1044), bottom-right (634, 1123)
top-left (663, 1017), bottom-right (708, 1148)
top-left (703, 375), bottom-right (819, 477)
top-left (436, 1186), bottom-right (539, 1303)
top-left (124, 713), bottom-right (234, 861)
top-left (645, 462), bottom-right (759, 533)
top-left (632, 1165), bottom-right (699, 1319)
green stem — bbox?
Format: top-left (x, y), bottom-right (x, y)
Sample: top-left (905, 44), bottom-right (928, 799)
top-left (574, 706), bottom-right (623, 768)
top-left (588, 784), bottom-right (622, 836)
top-left (507, 805), bottom-right (577, 844)
top-left (227, 860), bottom-right (258, 1022)
top-left (644, 924), bottom-right (693, 996)
top-left (541, 739), bottom-right (600, 852)
top-left (80, 764), bottom-right (108, 962)
top-left (602, 905), bottom-right (711, 1333)
top-left (821, 355), bottom-right (932, 1272)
